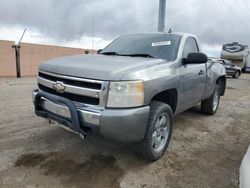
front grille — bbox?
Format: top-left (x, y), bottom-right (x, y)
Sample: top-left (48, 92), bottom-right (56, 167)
top-left (38, 84), bottom-right (100, 105)
top-left (37, 71), bottom-right (106, 106)
top-left (38, 72), bottom-right (102, 90)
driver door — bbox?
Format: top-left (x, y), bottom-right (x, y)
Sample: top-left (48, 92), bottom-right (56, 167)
top-left (179, 37), bottom-right (206, 111)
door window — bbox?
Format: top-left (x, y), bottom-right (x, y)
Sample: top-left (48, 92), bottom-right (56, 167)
top-left (182, 37), bottom-right (199, 58)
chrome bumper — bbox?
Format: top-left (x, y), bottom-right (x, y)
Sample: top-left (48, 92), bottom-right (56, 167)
top-left (32, 90), bottom-right (100, 126)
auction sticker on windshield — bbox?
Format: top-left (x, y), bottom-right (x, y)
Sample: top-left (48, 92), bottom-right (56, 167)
top-left (152, 41), bottom-right (171, 47)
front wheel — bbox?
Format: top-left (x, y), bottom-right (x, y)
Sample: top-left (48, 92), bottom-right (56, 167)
top-left (136, 101), bottom-right (173, 161)
top-left (233, 71), bottom-right (240, 79)
top-left (201, 84), bottom-right (220, 115)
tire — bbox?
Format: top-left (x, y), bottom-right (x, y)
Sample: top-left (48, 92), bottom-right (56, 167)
top-left (201, 84), bottom-right (220, 115)
top-left (233, 71), bottom-right (240, 79)
top-left (136, 101), bottom-right (173, 161)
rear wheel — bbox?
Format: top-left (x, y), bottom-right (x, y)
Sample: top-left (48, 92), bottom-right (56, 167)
top-left (233, 71), bottom-right (240, 79)
top-left (136, 101), bottom-right (173, 161)
top-left (201, 84), bottom-right (220, 115)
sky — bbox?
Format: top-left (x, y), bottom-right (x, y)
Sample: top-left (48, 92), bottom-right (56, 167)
top-left (0, 0), bottom-right (250, 57)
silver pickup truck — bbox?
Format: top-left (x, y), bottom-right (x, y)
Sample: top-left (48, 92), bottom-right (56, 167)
top-left (32, 32), bottom-right (226, 161)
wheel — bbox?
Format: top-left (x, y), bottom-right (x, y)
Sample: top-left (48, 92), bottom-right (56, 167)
top-left (233, 71), bottom-right (240, 79)
top-left (201, 84), bottom-right (220, 115)
top-left (136, 101), bottom-right (173, 161)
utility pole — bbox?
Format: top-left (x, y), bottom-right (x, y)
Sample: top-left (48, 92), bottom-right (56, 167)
top-left (12, 45), bottom-right (21, 78)
top-left (158, 0), bottom-right (166, 32)
top-left (92, 16), bottom-right (95, 54)
top-left (12, 28), bottom-right (26, 78)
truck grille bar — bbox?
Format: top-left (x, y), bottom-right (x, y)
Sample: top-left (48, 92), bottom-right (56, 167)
top-left (37, 70), bottom-right (109, 107)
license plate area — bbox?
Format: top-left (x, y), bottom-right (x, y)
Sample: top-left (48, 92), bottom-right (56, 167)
top-left (40, 98), bottom-right (71, 119)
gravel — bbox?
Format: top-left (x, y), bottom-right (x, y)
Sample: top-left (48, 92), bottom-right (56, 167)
top-left (0, 75), bottom-right (250, 188)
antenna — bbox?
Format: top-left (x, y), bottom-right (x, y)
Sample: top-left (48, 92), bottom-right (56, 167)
top-left (18, 28), bottom-right (26, 45)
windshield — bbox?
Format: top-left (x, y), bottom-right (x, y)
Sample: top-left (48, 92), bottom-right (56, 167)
top-left (100, 34), bottom-right (181, 61)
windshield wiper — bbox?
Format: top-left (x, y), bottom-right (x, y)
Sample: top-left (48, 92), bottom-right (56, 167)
top-left (101, 52), bottom-right (155, 58)
top-left (123, 53), bottom-right (155, 58)
top-left (101, 51), bottom-right (120, 56)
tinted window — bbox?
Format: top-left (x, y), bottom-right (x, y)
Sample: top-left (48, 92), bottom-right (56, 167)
top-left (182, 37), bottom-right (199, 58)
top-left (101, 34), bottom-right (181, 61)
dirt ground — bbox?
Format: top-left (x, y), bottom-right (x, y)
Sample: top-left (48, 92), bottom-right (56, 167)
top-left (0, 74), bottom-right (250, 188)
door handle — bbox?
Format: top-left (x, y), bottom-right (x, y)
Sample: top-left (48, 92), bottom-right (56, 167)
top-left (198, 70), bottom-right (204, 76)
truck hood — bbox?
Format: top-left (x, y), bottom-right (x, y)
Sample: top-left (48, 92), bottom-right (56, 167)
top-left (39, 54), bottom-right (164, 80)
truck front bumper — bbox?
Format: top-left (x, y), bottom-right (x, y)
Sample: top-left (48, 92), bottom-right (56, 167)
top-left (32, 89), bottom-right (149, 142)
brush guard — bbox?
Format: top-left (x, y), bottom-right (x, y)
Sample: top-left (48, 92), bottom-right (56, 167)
top-left (34, 90), bottom-right (86, 136)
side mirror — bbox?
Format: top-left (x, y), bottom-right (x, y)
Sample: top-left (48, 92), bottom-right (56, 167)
top-left (97, 49), bottom-right (103, 54)
top-left (183, 52), bottom-right (208, 64)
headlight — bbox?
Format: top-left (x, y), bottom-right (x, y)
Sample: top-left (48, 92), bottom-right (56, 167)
top-left (107, 81), bottom-right (144, 108)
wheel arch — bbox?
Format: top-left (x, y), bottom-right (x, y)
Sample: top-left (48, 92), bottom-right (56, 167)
top-left (150, 88), bottom-right (178, 114)
top-left (216, 76), bottom-right (226, 96)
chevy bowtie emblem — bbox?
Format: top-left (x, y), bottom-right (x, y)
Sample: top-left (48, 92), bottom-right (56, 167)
top-left (53, 81), bottom-right (66, 93)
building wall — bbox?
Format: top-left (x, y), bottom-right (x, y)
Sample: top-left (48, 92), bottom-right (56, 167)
top-left (0, 40), bottom-right (88, 77)
top-left (0, 40), bottom-right (16, 77)
top-left (20, 42), bottom-right (86, 77)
